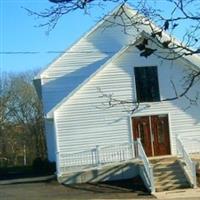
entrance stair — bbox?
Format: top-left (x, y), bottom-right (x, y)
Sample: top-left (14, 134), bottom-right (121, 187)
top-left (149, 156), bottom-right (191, 192)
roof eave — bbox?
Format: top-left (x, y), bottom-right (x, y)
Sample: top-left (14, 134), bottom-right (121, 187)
top-left (140, 31), bottom-right (200, 71)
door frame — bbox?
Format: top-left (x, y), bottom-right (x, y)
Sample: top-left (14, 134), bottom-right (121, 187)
top-left (129, 112), bottom-right (172, 157)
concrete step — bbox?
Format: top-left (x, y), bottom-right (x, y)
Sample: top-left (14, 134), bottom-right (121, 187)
top-left (154, 177), bottom-right (189, 186)
top-left (154, 175), bottom-right (188, 184)
top-left (153, 164), bottom-right (180, 172)
top-left (155, 182), bottom-right (190, 192)
top-left (149, 156), bottom-right (191, 192)
top-left (152, 159), bottom-right (178, 165)
top-left (149, 156), bottom-right (178, 165)
top-left (152, 159), bottom-right (178, 164)
top-left (153, 168), bottom-right (184, 177)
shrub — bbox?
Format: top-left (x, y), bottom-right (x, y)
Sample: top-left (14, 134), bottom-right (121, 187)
top-left (32, 157), bottom-right (56, 175)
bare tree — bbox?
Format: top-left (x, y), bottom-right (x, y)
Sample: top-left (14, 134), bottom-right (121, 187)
top-left (0, 71), bottom-right (46, 166)
top-left (26, 0), bottom-right (200, 51)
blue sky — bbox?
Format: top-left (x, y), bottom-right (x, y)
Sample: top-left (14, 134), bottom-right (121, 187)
top-left (1, 0), bottom-right (116, 73)
top-left (1, 0), bottom-right (197, 74)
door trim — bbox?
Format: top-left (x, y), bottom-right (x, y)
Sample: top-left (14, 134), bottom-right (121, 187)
top-left (149, 116), bottom-right (155, 156)
top-left (130, 112), bottom-right (172, 157)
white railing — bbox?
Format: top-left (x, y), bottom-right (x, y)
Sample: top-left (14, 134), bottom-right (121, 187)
top-left (135, 138), bottom-right (155, 193)
top-left (57, 142), bottom-right (134, 175)
top-left (176, 137), bottom-right (197, 188)
top-left (99, 142), bottom-right (134, 164)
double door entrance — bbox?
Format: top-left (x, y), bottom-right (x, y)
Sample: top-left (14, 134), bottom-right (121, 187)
top-left (132, 114), bottom-right (171, 157)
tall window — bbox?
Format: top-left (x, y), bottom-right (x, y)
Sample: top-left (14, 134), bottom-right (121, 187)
top-left (134, 66), bottom-right (160, 102)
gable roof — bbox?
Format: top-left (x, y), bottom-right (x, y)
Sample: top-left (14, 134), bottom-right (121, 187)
top-left (47, 31), bottom-right (200, 118)
top-left (34, 4), bottom-right (126, 80)
top-left (44, 4), bottom-right (200, 119)
top-left (36, 3), bottom-right (200, 80)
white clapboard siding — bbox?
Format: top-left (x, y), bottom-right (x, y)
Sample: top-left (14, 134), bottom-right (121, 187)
top-left (38, 5), bottom-right (200, 163)
top-left (41, 18), bottom-right (141, 115)
top-left (55, 60), bottom-right (134, 154)
top-left (39, 5), bottom-right (160, 162)
top-left (39, 7), bottom-right (143, 162)
top-left (54, 45), bottom-right (200, 166)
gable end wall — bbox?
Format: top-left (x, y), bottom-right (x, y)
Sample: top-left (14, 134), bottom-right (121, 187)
top-left (54, 46), bottom-right (200, 165)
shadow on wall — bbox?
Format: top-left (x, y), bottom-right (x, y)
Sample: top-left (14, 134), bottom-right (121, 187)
top-left (43, 56), bottom-right (110, 114)
top-left (42, 14), bottom-right (136, 113)
top-left (59, 163), bottom-right (148, 189)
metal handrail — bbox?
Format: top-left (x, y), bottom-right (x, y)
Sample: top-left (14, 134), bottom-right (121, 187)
top-left (176, 137), bottom-right (197, 188)
top-left (136, 138), bottom-right (155, 193)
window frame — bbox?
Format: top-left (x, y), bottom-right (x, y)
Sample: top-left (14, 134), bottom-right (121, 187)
top-left (134, 66), bottom-right (161, 103)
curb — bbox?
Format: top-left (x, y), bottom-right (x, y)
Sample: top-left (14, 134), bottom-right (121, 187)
top-left (154, 188), bottom-right (200, 199)
top-left (0, 174), bottom-right (56, 185)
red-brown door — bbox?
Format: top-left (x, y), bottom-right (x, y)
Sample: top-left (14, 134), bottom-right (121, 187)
top-left (132, 116), bottom-right (153, 157)
top-left (151, 115), bottom-right (171, 156)
top-left (132, 115), bottom-right (170, 157)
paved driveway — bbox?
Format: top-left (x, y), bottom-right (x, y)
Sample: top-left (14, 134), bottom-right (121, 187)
top-left (0, 179), bottom-right (154, 200)
top-left (1, 180), bottom-right (200, 200)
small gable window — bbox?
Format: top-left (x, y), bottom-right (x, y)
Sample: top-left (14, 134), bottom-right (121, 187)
top-left (134, 66), bottom-right (160, 102)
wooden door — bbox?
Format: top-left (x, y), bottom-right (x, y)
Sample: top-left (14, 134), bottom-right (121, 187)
top-left (151, 115), bottom-right (171, 156)
top-left (132, 116), bottom-right (153, 157)
top-left (132, 115), bottom-right (171, 157)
